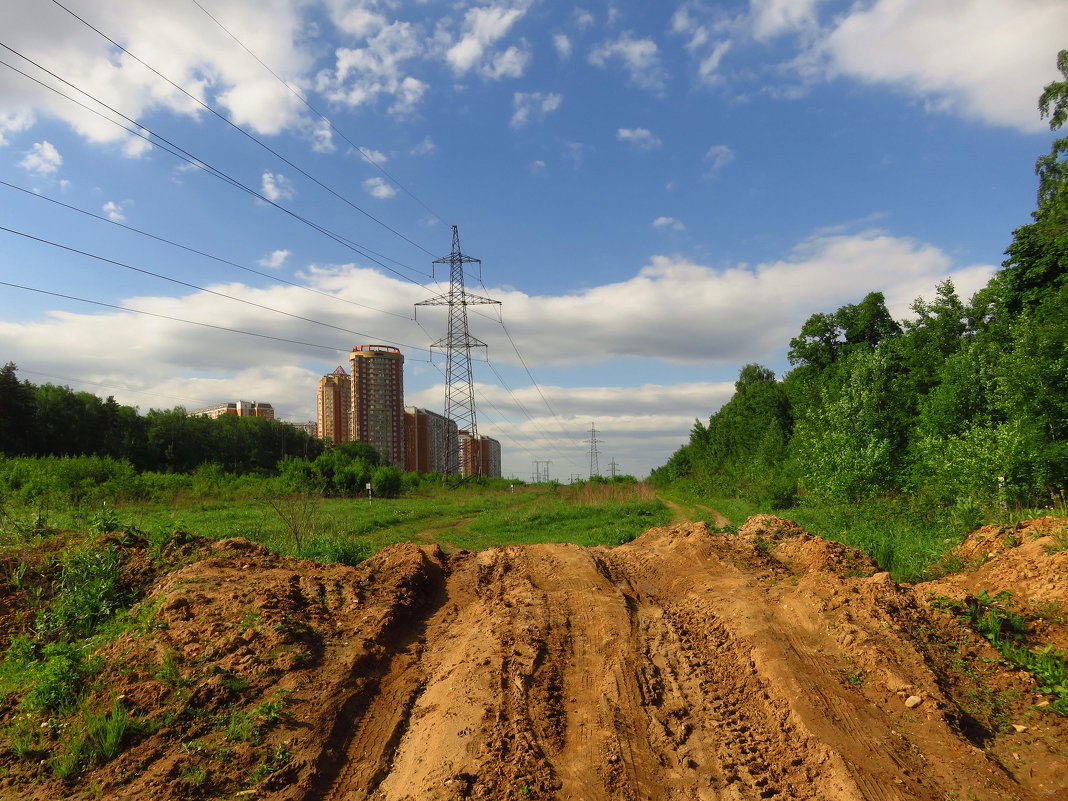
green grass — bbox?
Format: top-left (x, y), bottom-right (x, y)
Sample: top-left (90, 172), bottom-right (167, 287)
top-left (940, 590), bottom-right (1068, 716)
top-left (1, 483), bottom-right (669, 562)
top-left (658, 488), bottom-right (966, 582)
top-left (459, 497), bottom-right (669, 549)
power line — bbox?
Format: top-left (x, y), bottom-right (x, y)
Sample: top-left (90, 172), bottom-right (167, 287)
top-left (0, 280), bottom-right (347, 353)
top-left (186, 0), bottom-right (448, 228)
top-left (0, 179), bottom-right (414, 321)
top-left (0, 224), bottom-right (432, 354)
top-left (0, 46), bottom-right (427, 285)
top-left (483, 358), bottom-right (584, 471)
top-left (48, 0), bottom-right (439, 259)
top-left (15, 368), bottom-right (215, 408)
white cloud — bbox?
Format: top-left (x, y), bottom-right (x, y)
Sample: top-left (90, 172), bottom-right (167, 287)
top-left (563, 141), bottom-right (586, 170)
top-left (477, 229), bottom-right (994, 367)
top-left (511, 92), bottom-right (563, 129)
top-left (19, 140), bottom-right (62, 175)
top-left (261, 171), bottom-right (294, 202)
top-left (390, 76), bottom-right (429, 115)
top-left (670, 3), bottom-right (734, 87)
top-left (359, 147), bottom-right (388, 164)
top-left (482, 45), bottom-right (531, 80)
top-left (704, 144), bottom-right (735, 173)
top-left (2, 0), bottom-right (314, 144)
top-left (310, 119), bottom-right (335, 154)
top-left (363, 177), bottom-right (396, 199)
top-left (589, 35), bottom-right (667, 92)
top-left (813, 0), bottom-right (1068, 132)
top-left (653, 216), bottom-right (685, 231)
top-left (573, 9), bottom-right (595, 30)
top-left (750, 0), bottom-right (822, 41)
top-left (553, 33), bottom-right (572, 60)
top-left (411, 136), bottom-right (436, 156)
top-left (0, 110), bottom-right (35, 146)
top-left (258, 249), bottom-right (290, 269)
top-left (617, 127), bottom-right (662, 150)
top-left (530, 160), bottom-right (546, 174)
top-left (316, 19), bottom-right (427, 115)
top-left (102, 201), bottom-right (125, 222)
top-left (444, 2), bottom-right (531, 80)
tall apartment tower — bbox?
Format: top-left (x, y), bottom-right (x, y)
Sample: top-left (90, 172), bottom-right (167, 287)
top-left (405, 407), bottom-right (458, 475)
top-left (316, 366), bottom-right (352, 444)
top-left (349, 345), bottom-right (405, 467)
top-left (458, 432), bottom-right (502, 478)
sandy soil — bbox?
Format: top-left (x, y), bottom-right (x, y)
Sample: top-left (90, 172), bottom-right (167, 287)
top-left (3, 516), bottom-right (1068, 800)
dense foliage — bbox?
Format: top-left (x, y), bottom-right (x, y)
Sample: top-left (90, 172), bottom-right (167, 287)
top-left (653, 52), bottom-right (1068, 511)
top-left (0, 365), bottom-right (324, 473)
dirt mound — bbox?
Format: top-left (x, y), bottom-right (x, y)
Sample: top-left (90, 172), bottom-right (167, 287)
top-left (1, 519), bottom-right (1066, 800)
top-left (738, 513), bottom-right (808, 540)
top-left (736, 514), bottom-right (878, 576)
top-left (953, 517), bottom-right (1068, 563)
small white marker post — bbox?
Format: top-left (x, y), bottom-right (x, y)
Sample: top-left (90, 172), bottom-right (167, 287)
top-left (366, 482), bottom-right (372, 505)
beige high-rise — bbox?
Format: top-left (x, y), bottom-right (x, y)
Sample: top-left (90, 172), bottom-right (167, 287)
top-left (349, 345), bottom-right (405, 467)
top-left (316, 366), bottom-right (352, 444)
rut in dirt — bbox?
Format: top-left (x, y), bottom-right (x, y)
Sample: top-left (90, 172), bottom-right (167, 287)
top-left (304, 521), bottom-right (1057, 801)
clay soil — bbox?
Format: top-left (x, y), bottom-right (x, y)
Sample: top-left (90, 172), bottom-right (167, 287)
top-left (3, 515), bottom-right (1068, 801)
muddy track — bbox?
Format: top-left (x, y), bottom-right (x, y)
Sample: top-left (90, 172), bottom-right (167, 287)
top-left (301, 523), bottom-right (1060, 801)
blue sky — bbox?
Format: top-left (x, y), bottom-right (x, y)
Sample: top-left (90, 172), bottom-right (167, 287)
top-left (0, 0), bottom-right (1065, 479)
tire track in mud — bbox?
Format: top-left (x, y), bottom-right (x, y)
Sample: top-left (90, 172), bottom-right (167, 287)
top-left (307, 523), bottom-right (1046, 801)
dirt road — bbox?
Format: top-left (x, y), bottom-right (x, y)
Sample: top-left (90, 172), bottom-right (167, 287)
top-left (14, 517), bottom-right (1068, 800)
top-left (301, 521), bottom-right (1065, 801)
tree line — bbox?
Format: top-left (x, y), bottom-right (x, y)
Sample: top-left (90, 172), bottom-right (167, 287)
top-left (652, 50), bottom-right (1068, 510)
top-left (0, 366), bottom-right (324, 475)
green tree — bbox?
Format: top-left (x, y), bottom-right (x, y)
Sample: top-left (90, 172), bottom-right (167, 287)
top-left (791, 348), bottom-right (902, 501)
top-left (0, 362), bottom-right (34, 456)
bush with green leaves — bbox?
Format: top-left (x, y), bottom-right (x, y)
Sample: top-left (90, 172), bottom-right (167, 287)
top-left (23, 641), bottom-right (96, 714)
top-left (36, 546), bottom-right (125, 640)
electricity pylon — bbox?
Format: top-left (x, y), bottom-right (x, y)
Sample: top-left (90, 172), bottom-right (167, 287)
top-left (416, 226), bottom-right (500, 477)
top-left (585, 423), bottom-right (603, 478)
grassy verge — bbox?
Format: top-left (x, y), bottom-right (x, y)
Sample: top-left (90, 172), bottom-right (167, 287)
top-left (933, 590), bottom-right (1068, 716)
top-left (656, 489), bottom-right (973, 582)
top-left (2, 482), bottom-right (669, 561)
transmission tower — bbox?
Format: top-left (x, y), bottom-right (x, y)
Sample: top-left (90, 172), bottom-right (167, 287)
top-left (585, 423), bottom-right (603, 478)
top-left (416, 226), bottom-right (500, 477)
top-left (608, 458), bottom-right (620, 479)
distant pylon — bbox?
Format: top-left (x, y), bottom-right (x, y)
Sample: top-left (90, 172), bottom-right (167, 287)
top-left (608, 458), bottom-right (619, 478)
top-left (585, 423), bottom-right (603, 478)
top-left (416, 226), bottom-right (500, 477)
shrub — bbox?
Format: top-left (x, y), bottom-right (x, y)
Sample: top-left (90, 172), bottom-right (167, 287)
top-left (24, 642), bottom-right (93, 714)
top-left (36, 547), bottom-right (125, 640)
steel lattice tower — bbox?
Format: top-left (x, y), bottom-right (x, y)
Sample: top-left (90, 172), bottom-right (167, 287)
top-left (586, 423), bottom-right (603, 479)
top-left (416, 226), bottom-right (500, 476)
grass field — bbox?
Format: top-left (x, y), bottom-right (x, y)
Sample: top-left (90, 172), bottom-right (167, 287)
top-left (0, 481), bottom-right (671, 564)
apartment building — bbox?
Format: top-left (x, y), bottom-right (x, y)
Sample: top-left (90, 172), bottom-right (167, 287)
top-left (349, 345), bottom-right (405, 467)
top-left (187, 400), bottom-right (274, 419)
top-left (316, 366), bottom-right (352, 444)
top-left (404, 406), bottom-right (458, 474)
top-left (458, 430), bottom-right (502, 478)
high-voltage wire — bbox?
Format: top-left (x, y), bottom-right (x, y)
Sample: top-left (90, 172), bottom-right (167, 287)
top-left (16, 369), bottom-right (215, 408)
top-left (0, 224), bottom-right (432, 354)
top-left (185, 0), bottom-right (448, 228)
top-left (483, 358), bottom-right (584, 471)
top-left (0, 180), bottom-right (413, 321)
top-left (0, 46), bottom-right (426, 285)
top-left (0, 280), bottom-right (347, 353)
top-left (48, 0), bottom-right (438, 260)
